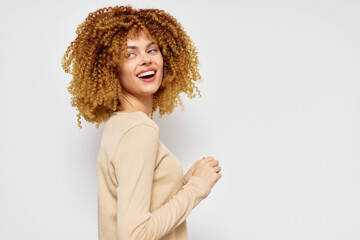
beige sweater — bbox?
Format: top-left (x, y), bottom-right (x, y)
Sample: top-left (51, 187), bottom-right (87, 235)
top-left (97, 111), bottom-right (212, 240)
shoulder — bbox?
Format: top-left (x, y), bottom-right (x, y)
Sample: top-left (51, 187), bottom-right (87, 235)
top-left (99, 111), bottom-right (159, 154)
top-left (101, 111), bottom-right (158, 145)
top-left (105, 111), bottom-right (158, 133)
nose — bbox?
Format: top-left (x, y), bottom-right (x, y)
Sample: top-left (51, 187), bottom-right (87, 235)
top-left (140, 53), bottom-right (151, 65)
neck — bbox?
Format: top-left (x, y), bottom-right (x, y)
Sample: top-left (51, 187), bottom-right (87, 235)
top-left (118, 92), bottom-right (153, 119)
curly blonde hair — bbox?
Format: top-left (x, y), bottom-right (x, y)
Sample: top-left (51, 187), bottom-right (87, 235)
top-left (61, 5), bottom-right (202, 128)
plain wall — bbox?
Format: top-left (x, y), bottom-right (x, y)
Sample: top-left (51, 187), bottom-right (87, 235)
top-left (0, 0), bottom-right (359, 239)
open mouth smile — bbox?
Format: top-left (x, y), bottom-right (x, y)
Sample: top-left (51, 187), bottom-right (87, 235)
top-left (136, 68), bottom-right (157, 82)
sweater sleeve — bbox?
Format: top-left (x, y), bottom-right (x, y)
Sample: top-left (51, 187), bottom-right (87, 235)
top-left (113, 124), bottom-right (212, 240)
top-left (182, 175), bottom-right (187, 185)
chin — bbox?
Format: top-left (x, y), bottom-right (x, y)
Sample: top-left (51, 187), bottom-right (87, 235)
top-left (143, 82), bottom-right (161, 93)
top-left (138, 86), bottom-right (160, 97)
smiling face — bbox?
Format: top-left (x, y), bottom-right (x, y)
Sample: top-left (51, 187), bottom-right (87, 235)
top-left (117, 30), bottom-right (164, 100)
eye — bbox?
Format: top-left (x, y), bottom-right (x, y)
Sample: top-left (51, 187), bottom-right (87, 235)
top-left (148, 49), bottom-right (157, 54)
top-left (126, 52), bottom-right (136, 58)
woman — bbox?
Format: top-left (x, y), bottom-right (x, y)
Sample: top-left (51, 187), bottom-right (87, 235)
top-left (62, 6), bottom-right (222, 240)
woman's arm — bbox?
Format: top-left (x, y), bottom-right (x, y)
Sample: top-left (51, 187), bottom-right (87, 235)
top-left (182, 175), bottom-right (187, 185)
top-left (113, 124), bottom-right (211, 240)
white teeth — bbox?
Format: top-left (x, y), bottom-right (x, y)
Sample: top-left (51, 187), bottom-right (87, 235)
top-left (137, 71), bottom-right (155, 78)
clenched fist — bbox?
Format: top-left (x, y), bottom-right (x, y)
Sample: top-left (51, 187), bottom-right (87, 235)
top-left (184, 156), bottom-right (222, 188)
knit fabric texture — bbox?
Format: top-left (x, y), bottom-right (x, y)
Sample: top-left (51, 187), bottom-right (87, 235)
top-left (97, 111), bottom-right (211, 240)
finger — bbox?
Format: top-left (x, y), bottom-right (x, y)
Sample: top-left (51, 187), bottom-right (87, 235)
top-left (204, 156), bottom-right (215, 162)
top-left (213, 166), bottom-right (221, 173)
top-left (189, 164), bottom-right (196, 173)
top-left (208, 159), bottom-right (219, 166)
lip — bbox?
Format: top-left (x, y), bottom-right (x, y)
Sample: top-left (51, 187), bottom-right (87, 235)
top-left (136, 67), bottom-right (157, 77)
top-left (136, 67), bottom-right (157, 83)
top-left (139, 71), bottom-right (157, 82)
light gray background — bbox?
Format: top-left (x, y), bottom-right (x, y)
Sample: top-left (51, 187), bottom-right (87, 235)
top-left (0, 0), bottom-right (359, 239)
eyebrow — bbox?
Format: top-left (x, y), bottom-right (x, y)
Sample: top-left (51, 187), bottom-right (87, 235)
top-left (127, 42), bottom-right (155, 49)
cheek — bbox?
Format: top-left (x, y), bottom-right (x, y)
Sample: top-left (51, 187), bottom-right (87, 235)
top-left (157, 56), bottom-right (164, 73)
top-left (159, 56), bottom-right (164, 67)
top-left (118, 63), bottom-right (135, 84)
